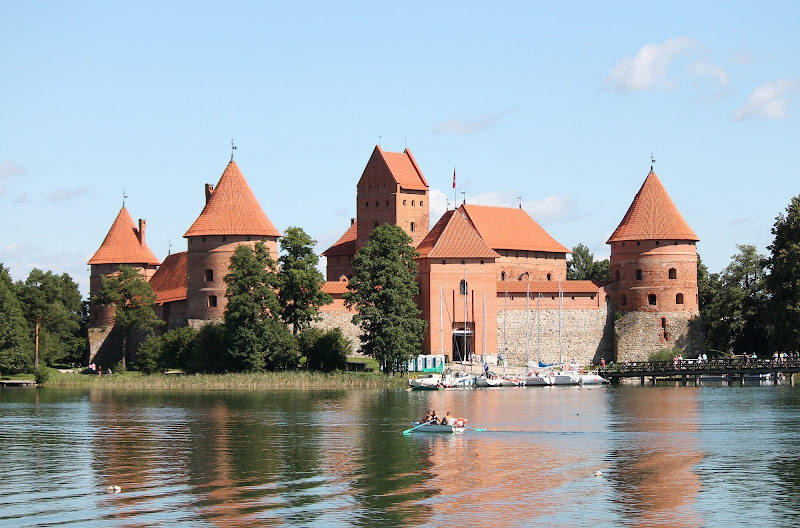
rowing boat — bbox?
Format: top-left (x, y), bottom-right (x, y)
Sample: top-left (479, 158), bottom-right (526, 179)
top-left (409, 421), bottom-right (466, 433)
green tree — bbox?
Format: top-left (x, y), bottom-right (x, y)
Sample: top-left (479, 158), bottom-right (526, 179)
top-left (278, 226), bottom-right (332, 335)
top-left (567, 243), bottom-right (610, 281)
top-left (224, 241), bottom-right (299, 371)
top-left (703, 245), bottom-right (769, 355)
top-left (765, 194), bottom-right (800, 352)
top-left (95, 265), bottom-right (162, 369)
top-left (0, 265), bottom-right (32, 374)
top-left (299, 327), bottom-right (350, 372)
top-left (135, 326), bottom-right (197, 374)
top-left (343, 224), bottom-right (426, 375)
top-left (15, 269), bottom-right (84, 370)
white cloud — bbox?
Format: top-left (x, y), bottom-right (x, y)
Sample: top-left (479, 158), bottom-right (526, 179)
top-left (607, 37), bottom-right (702, 92)
top-left (431, 110), bottom-right (511, 134)
top-left (734, 79), bottom-right (800, 120)
top-left (688, 60), bottom-right (729, 87)
top-left (0, 160), bottom-right (26, 197)
top-left (525, 195), bottom-right (579, 223)
top-left (47, 186), bottom-right (89, 202)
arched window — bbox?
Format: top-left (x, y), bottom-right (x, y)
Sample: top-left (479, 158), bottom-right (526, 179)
top-left (676, 293), bottom-right (684, 304)
top-left (635, 269), bottom-right (643, 281)
top-left (412, 200), bottom-right (415, 206)
top-left (374, 221), bottom-right (379, 228)
top-left (501, 271), bottom-right (506, 281)
top-left (208, 295), bottom-right (217, 307)
top-left (460, 279), bottom-right (468, 295)
top-left (403, 199), bottom-right (406, 205)
top-left (410, 222), bottom-right (415, 232)
top-left (420, 201), bottom-right (424, 207)
top-left (669, 268), bottom-right (677, 279)
top-left (546, 273), bottom-right (552, 281)
top-left (648, 294), bottom-right (657, 305)
top-left (615, 270), bottom-right (620, 281)
top-left (204, 269), bottom-right (213, 282)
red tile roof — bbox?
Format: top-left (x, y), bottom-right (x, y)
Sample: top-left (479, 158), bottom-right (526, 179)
top-left (498, 280), bottom-right (604, 294)
top-left (607, 171), bottom-right (699, 243)
top-left (88, 206), bottom-right (161, 265)
top-left (322, 220), bottom-right (357, 257)
top-left (322, 280), bottom-right (349, 295)
top-left (376, 146), bottom-right (428, 190)
top-left (459, 204), bottom-right (571, 254)
top-left (184, 160), bottom-right (281, 238)
top-left (417, 210), bottom-right (499, 259)
top-left (149, 252), bottom-right (188, 304)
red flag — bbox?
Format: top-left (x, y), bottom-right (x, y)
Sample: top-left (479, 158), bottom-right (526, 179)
top-left (452, 168), bottom-right (456, 189)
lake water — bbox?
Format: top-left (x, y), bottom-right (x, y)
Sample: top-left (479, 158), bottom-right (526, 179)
top-left (2, 382), bottom-right (800, 527)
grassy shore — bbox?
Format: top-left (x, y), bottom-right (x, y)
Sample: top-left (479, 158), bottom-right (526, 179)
top-left (34, 368), bottom-right (408, 390)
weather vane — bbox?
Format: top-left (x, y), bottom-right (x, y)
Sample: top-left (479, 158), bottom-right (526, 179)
top-left (651, 153), bottom-right (656, 171)
top-left (231, 139), bottom-right (237, 161)
top-left (122, 190), bottom-right (127, 207)
top-left (517, 195), bottom-right (522, 209)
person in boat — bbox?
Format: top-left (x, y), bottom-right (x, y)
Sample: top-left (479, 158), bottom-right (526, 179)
top-left (421, 410), bottom-right (434, 423)
top-left (430, 410), bottom-right (441, 425)
top-left (442, 411), bottom-right (455, 426)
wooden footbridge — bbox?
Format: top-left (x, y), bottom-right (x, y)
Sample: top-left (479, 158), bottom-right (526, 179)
top-left (598, 357), bottom-right (800, 385)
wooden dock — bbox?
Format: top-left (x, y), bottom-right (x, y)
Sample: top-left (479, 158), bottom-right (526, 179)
top-left (598, 357), bottom-right (800, 385)
top-left (0, 379), bottom-right (36, 387)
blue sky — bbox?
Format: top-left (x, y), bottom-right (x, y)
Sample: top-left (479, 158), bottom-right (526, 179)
top-left (2, 1), bottom-right (798, 298)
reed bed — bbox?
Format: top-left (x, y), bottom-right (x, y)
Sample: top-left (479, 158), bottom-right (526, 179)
top-left (43, 370), bottom-right (408, 390)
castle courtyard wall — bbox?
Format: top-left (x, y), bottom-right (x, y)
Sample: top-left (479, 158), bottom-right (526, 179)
top-left (496, 303), bottom-right (615, 367)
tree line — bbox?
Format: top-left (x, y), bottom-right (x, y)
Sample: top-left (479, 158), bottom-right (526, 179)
top-left (0, 267), bottom-right (86, 376)
top-left (96, 224), bottom-right (424, 376)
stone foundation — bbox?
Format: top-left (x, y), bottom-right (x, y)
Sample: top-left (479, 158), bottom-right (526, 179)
top-left (496, 303), bottom-right (615, 366)
top-left (614, 310), bottom-right (705, 361)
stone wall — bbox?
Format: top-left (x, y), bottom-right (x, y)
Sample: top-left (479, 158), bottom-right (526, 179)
top-left (614, 310), bottom-right (706, 361)
top-left (496, 303), bottom-right (615, 367)
top-left (311, 310), bottom-right (363, 356)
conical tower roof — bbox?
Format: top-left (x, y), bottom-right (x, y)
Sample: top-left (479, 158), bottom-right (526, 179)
top-left (607, 170), bottom-right (699, 243)
top-left (184, 160), bottom-right (281, 238)
top-left (88, 206), bottom-right (161, 265)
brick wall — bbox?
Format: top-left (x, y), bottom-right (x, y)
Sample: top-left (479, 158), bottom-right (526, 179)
top-left (185, 235), bottom-right (278, 320)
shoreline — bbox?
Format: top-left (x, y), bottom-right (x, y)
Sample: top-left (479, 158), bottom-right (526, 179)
top-left (27, 369), bottom-right (409, 390)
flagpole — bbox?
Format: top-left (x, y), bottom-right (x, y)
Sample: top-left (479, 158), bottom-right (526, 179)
top-left (453, 167), bottom-right (456, 210)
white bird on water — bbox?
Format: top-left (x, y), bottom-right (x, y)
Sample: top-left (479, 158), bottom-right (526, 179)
top-left (106, 485), bottom-right (121, 493)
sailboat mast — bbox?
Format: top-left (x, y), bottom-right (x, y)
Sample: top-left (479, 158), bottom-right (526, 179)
top-left (558, 276), bottom-right (563, 365)
top-left (439, 285), bottom-right (444, 357)
top-left (464, 267), bottom-right (468, 361)
top-left (482, 291), bottom-right (486, 361)
top-left (537, 293), bottom-right (541, 364)
top-left (525, 282), bottom-right (530, 368)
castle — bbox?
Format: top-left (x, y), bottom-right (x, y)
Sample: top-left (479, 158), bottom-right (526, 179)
top-left (88, 146), bottom-right (705, 366)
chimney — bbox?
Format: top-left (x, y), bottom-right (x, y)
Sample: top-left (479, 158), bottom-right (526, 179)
top-left (138, 219), bottom-right (146, 245)
top-left (205, 184), bottom-right (215, 204)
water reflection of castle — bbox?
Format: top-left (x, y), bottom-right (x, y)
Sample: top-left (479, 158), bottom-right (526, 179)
top-left (88, 145), bottom-right (704, 365)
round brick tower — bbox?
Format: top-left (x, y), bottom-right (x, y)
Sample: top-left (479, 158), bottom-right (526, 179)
top-left (607, 167), bottom-right (704, 359)
top-left (183, 158), bottom-right (280, 322)
top-left (88, 205), bottom-right (160, 327)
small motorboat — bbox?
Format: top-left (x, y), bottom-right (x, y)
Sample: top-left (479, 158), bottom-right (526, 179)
top-left (523, 370), bottom-right (554, 386)
top-left (475, 374), bottom-right (502, 387)
top-left (551, 370), bottom-right (581, 385)
top-left (578, 371), bottom-right (609, 385)
top-left (500, 375), bottom-right (525, 387)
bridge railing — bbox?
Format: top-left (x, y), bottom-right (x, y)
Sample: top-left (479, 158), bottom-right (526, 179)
top-left (598, 357), bottom-right (800, 375)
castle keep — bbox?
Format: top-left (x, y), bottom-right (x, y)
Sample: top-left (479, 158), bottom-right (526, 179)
top-left (88, 146), bottom-right (705, 365)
